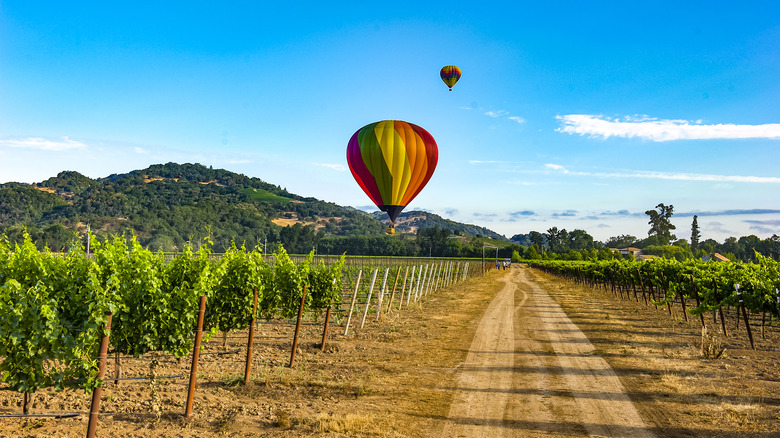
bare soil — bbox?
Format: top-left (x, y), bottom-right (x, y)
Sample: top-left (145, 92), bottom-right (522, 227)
top-left (1, 265), bottom-right (778, 437)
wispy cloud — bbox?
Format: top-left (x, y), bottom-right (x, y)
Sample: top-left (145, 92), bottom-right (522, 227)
top-left (313, 163), bottom-right (347, 171)
top-left (134, 147), bottom-right (148, 154)
top-left (485, 110), bottom-right (508, 118)
top-left (680, 209), bottom-right (780, 217)
top-left (545, 163), bottom-right (780, 184)
top-left (599, 210), bottom-right (632, 216)
top-left (744, 219), bottom-right (780, 235)
top-left (507, 210), bottom-right (536, 222)
top-left (544, 163), bottom-right (568, 172)
top-left (556, 114), bottom-right (780, 141)
top-left (468, 160), bottom-right (504, 164)
top-left (0, 136), bottom-right (87, 151)
top-left (704, 221), bottom-right (733, 235)
top-left (552, 210), bottom-right (578, 217)
top-left (479, 108), bottom-right (526, 124)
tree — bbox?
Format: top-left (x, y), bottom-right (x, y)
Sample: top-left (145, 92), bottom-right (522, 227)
top-left (690, 215), bottom-right (701, 251)
top-left (568, 229), bottom-right (594, 251)
top-left (528, 231), bottom-right (545, 250)
top-left (645, 203), bottom-right (676, 245)
top-left (604, 234), bottom-right (638, 248)
top-left (525, 245), bottom-right (541, 260)
top-left (416, 226), bottom-right (452, 257)
top-left (545, 227), bottom-right (569, 254)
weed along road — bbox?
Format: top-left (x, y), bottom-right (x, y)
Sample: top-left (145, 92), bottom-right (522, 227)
top-left (440, 266), bottom-right (653, 437)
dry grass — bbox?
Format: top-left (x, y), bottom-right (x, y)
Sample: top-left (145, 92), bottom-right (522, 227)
top-left (533, 268), bottom-right (780, 436)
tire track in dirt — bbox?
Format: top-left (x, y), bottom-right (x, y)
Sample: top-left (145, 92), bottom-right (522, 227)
top-left (440, 266), bottom-right (654, 437)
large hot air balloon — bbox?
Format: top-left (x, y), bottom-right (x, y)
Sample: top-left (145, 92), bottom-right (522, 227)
top-left (346, 120), bottom-right (438, 234)
top-left (440, 65), bottom-right (461, 91)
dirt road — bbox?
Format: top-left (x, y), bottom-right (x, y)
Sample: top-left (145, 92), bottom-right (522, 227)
top-left (441, 266), bottom-right (654, 437)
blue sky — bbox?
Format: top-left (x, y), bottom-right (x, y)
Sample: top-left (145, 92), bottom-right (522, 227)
top-left (1, 2), bottom-right (778, 242)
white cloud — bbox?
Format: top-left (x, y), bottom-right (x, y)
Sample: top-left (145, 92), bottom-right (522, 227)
top-left (0, 136), bottom-right (87, 151)
top-left (546, 164), bottom-right (780, 183)
top-left (509, 116), bottom-right (526, 124)
top-left (544, 163), bottom-right (568, 172)
top-left (485, 110), bottom-right (509, 118)
top-left (468, 160), bottom-right (504, 164)
top-left (134, 147), bottom-right (148, 154)
top-left (313, 163), bottom-right (347, 171)
top-left (556, 114), bottom-right (780, 141)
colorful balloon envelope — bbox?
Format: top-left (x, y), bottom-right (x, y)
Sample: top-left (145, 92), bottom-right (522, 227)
top-left (440, 65), bottom-right (461, 91)
top-left (346, 120), bottom-right (438, 230)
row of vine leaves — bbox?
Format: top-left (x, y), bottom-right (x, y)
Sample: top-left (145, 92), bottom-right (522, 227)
top-left (0, 231), bottom-right (344, 395)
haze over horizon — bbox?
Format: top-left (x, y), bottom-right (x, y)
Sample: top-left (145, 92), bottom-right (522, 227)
top-left (2, 2), bottom-right (778, 242)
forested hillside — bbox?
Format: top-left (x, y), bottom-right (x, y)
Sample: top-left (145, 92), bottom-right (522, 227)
top-left (0, 163), bottom-right (388, 252)
top-left (369, 210), bottom-right (508, 241)
top-left (0, 163), bottom-right (514, 255)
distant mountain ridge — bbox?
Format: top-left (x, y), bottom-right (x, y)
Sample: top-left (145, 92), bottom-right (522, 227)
top-left (369, 211), bottom-right (508, 241)
top-left (0, 162), bottom-right (507, 251)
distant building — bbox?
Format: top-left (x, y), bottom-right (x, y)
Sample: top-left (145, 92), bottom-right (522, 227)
top-left (703, 253), bottom-right (730, 262)
top-left (618, 247), bottom-right (642, 257)
top-left (636, 254), bottom-right (659, 261)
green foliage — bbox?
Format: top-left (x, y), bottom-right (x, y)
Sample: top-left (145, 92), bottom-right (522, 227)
top-left (264, 245), bottom-right (312, 319)
top-left (645, 203), bottom-right (677, 245)
top-left (0, 232), bottom-right (361, 398)
top-left (531, 257), bottom-right (780, 319)
top-left (0, 232), bottom-right (109, 393)
top-left (95, 235), bottom-right (201, 358)
top-left (208, 243), bottom-right (267, 332)
top-left (308, 254), bottom-right (346, 311)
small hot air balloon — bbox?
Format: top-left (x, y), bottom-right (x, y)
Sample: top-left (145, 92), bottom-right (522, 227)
top-left (440, 65), bottom-right (461, 91)
top-left (346, 120), bottom-right (438, 234)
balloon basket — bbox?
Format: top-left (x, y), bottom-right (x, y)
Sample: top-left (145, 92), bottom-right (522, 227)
top-left (386, 226), bottom-right (396, 235)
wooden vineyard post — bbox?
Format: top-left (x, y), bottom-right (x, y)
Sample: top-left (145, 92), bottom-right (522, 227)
top-left (289, 285), bottom-right (308, 368)
top-left (114, 351), bottom-right (121, 385)
top-left (360, 269), bottom-right (379, 329)
top-left (185, 295), bottom-right (207, 418)
top-left (87, 312), bottom-right (112, 438)
top-left (244, 288), bottom-right (258, 385)
top-left (321, 299), bottom-right (333, 352)
top-left (761, 311), bottom-right (766, 339)
top-left (343, 270), bottom-right (362, 335)
top-left (386, 266), bottom-right (402, 314)
top-left (398, 266), bottom-right (409, 310)
top-left (425, 264), bottom-right (433, 297)
top-left (376, 268), bottom-right (389, 320)
top-left (416, 265), bottom-right (427, 302)
top-left (424, 264), bottom-right (431, 296)
top-left (405, 267), bottom-right (416, 307)
top-left (735, 285), bottom-right (755, 350)
top-left (432, 263), bottom-right (439, 293)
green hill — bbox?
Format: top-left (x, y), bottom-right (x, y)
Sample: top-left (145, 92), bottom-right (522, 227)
top-left (370, 210), bottom-right (508, 241)
top-left (0, 163), bottom-right (508, 254)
